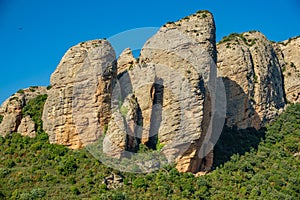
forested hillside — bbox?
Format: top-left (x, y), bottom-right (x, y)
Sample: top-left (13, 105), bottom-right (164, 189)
top-left (0, 95), bottom-right (299, 199)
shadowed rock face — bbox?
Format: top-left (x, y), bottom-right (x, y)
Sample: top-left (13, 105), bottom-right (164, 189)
top-left (0, 87), bottom-right (47, 137)
top-left (217, 31), bottom-right (286, 130)
top-left (42, 40), bottom-right (117, 149)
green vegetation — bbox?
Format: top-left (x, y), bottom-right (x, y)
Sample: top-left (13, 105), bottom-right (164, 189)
top-left (17, 89), bottom-right (24, 94)
top-left (254, 74), bottom-right (258, 83)
top-left (291, 62), bottom-right (296, 68)
top-left (29, 86), bottom-right (38, 92)
top-left (279, 36), bottom-right (300, 46)
top-left (9, 96), bottom-right (19, 102)
top-left (22, 94), bottom-right (48, 132)
top-left (120, 106), bottom-right (128, 117)
top-left (196, 10), bottom-right (210, 14)
top-left (46, 85), bottom-right (52, 90)
top-left (219, 32), bottom-right (258, 46)
top-left (0, 94), bottom-right (299, 199)
top-left (0, 115), bottom-right (3, 124)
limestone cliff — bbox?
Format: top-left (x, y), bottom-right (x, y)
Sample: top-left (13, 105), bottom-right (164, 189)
top-left (273, 36), bottom-right (300, 103)
top-left (1, 10), bottom-right (299, 175)
top-left (217, 31), bottom-right (286, 129)
top-left (0, 86), bottom-right (47, 137)
top-left (137, 10), bottom-right (218, 173)
top-left (117, 48), bottom-right (138, 75)
top-left (42, 40), bottom-right (117, 149)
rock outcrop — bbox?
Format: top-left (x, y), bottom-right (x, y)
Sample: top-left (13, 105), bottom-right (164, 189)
top-left (117, 48), bottom-right (138, 75)
top-left (273, 36), bottom-right (300, 103)
top-left (104, 94), bottom-right (142, 158)
top-left (1, 10), bottom-right (299, 175)
top-left (42, 40), bottom-right (117, 149)
top-left (17, 115), bottom-right (36, 138)
top-left (0, 86), bottom-right (47, 137)
top-left (136, 10), bottom-right (218, 173)
top-left (217, 31), bottom-right (286, 129)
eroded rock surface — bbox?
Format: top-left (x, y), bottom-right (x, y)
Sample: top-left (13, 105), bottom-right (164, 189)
top-left (42, 40), bottom-right (117, 149)
top-left (136, 10), bottom-right (218, 173)
top-left (217, 31), bottom-right (286, 129)
top-left (273, 36), bottom-right (300, 103)
top-left (0, 86), bottom-right (47, 137)
top-left (117, 48), bottom-right (138, 75)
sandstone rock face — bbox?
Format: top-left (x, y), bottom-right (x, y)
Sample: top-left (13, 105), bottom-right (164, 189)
top-left (17, 115), bottom-right (36, 138)
top-left (135, 11), bottom-right (219, 173)
top-left (104, 94), bottom-right (141, 158)
top-left (273, 37), bottom-right (300, 103)
top-left (0, 86), bottom-right (47, 137)
top-left (117, 48), bottom-right (138, 75)
top-left (42, 40), bottom-right (117, 149)
top-left (217, 31), bottom-right (286, 129)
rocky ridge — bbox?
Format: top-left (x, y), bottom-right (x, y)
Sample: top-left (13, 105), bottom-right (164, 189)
top-left (1, 11), bottom-right (299, 174)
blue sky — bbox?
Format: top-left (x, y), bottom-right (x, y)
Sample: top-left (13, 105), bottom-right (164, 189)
top-left (0, 0), bottom-right (299, 104)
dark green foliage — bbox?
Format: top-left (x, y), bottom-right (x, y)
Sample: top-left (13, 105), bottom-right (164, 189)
top-left (17, 89), bottom-right (24, 94)
top-left (196, 10), bottom-right (210, 14)
top-left (46, 85), bottom-right (52, 90)
top-left (219, 32), bottom-right (258, 46)
top-left (0, 115), bottom-right (3, 124)
top-left (291, 62), bottom-right (296, 68)
top-left (22, 94), bottom-right (48, 132)
top-left (29, 86), bottom-right (38, 92)
top-left (213, 126), bottom-right (266, 168)
top-left (0, 101), bottom-right (299, 199)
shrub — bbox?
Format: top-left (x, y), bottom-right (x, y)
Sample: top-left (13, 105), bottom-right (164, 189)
top-left (56, 155), bottom-right (78, 175)
top-left (290, 62), bottom-right (296, 68)
top-left (29, 86), bottom-right (38, 92)
top-left (22, 94), bottom-right (48, 132)
top-left (17, 89), bottom-right (24, 94)
top-left (0, 115), bottom-right (3, 124)
top-left (46, 85), bottom-right (52, 90)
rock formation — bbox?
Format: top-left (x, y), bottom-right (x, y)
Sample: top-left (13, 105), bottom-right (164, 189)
top-left (117, 48), bottom-right (138, 75)
top-left (137, 10), bottom-right (218, 173)
top-left (1, 10), bottom-right (299, 175)
top-left (273, 36), bottom-right (300, 103)
top-left (103, 94), bottom-right (142, 158)
top-left (17, 115), bottom-right (36, 138)
top-left (0, 86), bottom-right (47, 137)
top-left (42, 40), bottom-right (117, 149)
top-left (217, 31), bottom-right (286, 129)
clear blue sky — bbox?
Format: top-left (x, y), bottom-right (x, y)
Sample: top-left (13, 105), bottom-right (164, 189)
top-left (0, 0), bottom-right (299, 104)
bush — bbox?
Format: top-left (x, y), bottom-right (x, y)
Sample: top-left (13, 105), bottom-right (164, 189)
top-left (22, 94), bottom-right (48, 132)
top-left (0, 115), bottom-right (3, 124)
top-left (17, 89), bottom-right (24, 94)
top-left (56, 155), bottom-right (78, 175)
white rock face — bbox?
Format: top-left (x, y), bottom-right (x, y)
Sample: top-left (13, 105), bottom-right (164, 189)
top-left (42, 40), bottom-right (117, 149)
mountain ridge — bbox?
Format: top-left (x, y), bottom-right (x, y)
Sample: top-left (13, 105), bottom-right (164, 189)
top-left (0, 10), bottom-right (299, 174)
